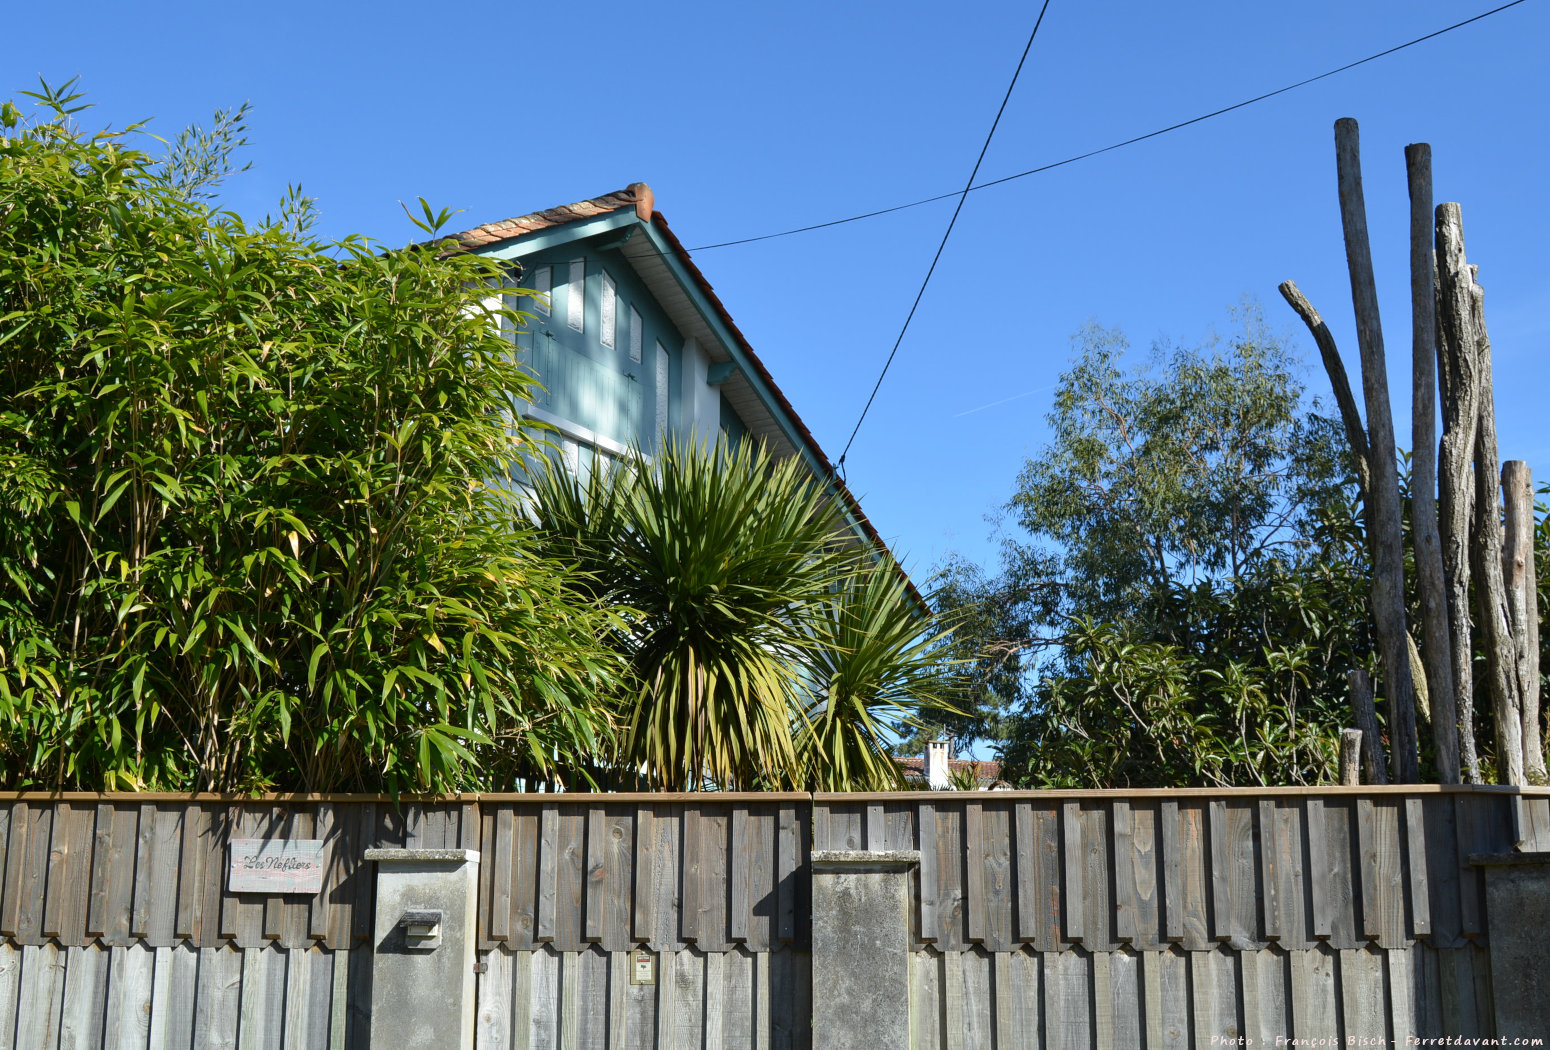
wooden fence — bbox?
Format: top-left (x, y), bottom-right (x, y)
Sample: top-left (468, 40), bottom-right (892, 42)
top-left (815, 788), bottom-right (1550, 1048)
top-left (0, 786), bottom-right (1545, 1048)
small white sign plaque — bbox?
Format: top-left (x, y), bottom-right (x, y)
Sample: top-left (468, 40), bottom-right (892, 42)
top-left (228, 839), bottom-right (325, 894)
top-left (630, 949), bottom-right (656, 985)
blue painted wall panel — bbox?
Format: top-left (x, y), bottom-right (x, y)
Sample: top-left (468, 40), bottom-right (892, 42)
top-left (500, 241), bottom-right (705, 450)
top-left (718, 394), bottom-right (748, 444)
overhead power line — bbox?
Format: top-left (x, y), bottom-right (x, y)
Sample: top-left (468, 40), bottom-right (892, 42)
top-left (687, 0), bottom-right (1528, 255)
top-left (834, 0), bottom-right (1055, 471)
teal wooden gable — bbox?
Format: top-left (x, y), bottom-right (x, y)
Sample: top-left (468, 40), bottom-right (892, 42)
top-left (505, 243), bottom-right (684, 455)
top-left (447, 184), bottom-right (915, 601)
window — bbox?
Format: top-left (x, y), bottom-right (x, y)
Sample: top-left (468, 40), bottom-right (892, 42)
top-left (566, 258), bottom-right (585, 332)
top-left (600, 272), bottom-right (617, 349)
top-left (530, 266), bottom-right (551, 316)
top-left (628, 306), bottom-right (642, 363)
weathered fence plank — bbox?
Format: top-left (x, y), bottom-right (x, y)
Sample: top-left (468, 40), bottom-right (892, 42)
top-left (59, 943), bottom-right (108, 1048)
top-left (194, 945), bottom-right (242, 1050)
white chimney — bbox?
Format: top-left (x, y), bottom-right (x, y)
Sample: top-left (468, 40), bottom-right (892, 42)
top-left (925, 740), bottom-right (951, 790)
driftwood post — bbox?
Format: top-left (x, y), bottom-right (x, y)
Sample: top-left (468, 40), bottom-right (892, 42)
top-left (1334, 117), bottom-right (1420, 783)
top-left (1435, 203), bottom-right (1482, 781)
top-left (1278, 281), bottom-right (1371, 493)
top-left (1467, 273), bottom-right (1525, 786)
top-left (1406, 143), bottom-right (1459, 783)
top-left (1340, 730), bottom-right (1363, 786)
top-left (1502, 461), bottom-right (1544, 781)
top-left (1348, 669), bottom-right (1387, 785)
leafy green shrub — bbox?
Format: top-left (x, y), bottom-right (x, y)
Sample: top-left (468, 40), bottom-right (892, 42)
top-left (0, 85), bottom-right (621, 792)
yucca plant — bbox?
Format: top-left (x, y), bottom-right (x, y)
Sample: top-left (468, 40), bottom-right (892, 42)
top-left (528, 437), bottom-right (962, 790)
top-left (797, 564), bottom-right (958, 791)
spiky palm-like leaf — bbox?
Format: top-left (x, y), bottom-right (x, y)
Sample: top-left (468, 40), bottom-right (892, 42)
top-left (798, 564), bottom-right (961, 791)
top-left (529, 438), bottom-right (854, 790)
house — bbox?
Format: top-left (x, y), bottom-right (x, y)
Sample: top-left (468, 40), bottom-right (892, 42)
top-left (444, 182), bottom-right (912, 581)
top-left (897, 740), bottom-right (1006, 790)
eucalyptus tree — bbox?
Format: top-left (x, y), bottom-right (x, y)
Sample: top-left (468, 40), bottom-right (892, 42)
top-left (938, 310), bottom-right (1370, 786)
top-left (0, 84), bottom-right (622, 792)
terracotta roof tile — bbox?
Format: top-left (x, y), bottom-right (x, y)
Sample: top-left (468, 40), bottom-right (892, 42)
top-left (443, 188), bottom-right (646, 251)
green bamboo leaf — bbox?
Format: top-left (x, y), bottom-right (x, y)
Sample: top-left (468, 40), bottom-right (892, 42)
top-left (307, 643), bottom-right (328, 691)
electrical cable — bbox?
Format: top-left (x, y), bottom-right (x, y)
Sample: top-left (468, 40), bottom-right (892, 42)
top-left (491, 0), bottom-right (1527, 279)
top-left (834, 0), bottom-right (1054, 471)
top-left (495, 0), bottom-right (1529, 474)
top-left (686, 0), bottom-right (1528, 254)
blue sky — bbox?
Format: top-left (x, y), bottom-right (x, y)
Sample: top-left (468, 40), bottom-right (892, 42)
top-left (10, 0), bottom-right (1549, 583)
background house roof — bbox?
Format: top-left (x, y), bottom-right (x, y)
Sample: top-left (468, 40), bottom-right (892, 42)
top-left (895, 755), bottom-right (1004, 785)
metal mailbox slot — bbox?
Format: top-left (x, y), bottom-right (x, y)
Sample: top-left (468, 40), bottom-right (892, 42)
top-left (399, 908), bottom-right (444, 950)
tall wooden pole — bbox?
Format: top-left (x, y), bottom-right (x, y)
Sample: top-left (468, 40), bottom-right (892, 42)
top-left (1334, 118), bottom-right (1420, 782)
top-left (1405, 143), bottom-right (1459, 783)
top-left (1502, 461), bottom-right (1544, 780)
top-left (1434, 203), bottom-right (1482, 781)
top-left (1468, 275), bottom-right (1525, 786)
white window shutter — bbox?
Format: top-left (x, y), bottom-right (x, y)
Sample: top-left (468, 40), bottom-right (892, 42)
top-left (481, 290), bottom-right (503, 335)
top-left (567, 259), bottom-right (585, 332)
top-left (561, 438), bottom-right (580, 476)
top-left (655, 342), bottom-right (670, 448)
top-left (629, 307), bottom-right (642, 363)
top-left (531, 266), bottom-right (551, 316)
top-left (600, 272), bottom-right (616, 349)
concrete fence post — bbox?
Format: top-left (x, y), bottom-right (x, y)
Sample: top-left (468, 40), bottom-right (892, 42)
top-left (810, 849), bottom-right (920, 1050)
top-left (364, 847), bottom-right (481, 1049)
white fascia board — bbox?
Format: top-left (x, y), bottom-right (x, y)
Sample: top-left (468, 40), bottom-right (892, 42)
top-left (477, 210), bottom-right (639, 262)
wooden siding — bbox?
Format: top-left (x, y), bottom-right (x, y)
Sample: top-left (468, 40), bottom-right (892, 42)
top-left (474, 945), bottom-right (810, 1050)
top-left (475, 798), bottom-right (808, 953)
top-left (508, 242), bottom-right (688, 452)
top-left (0, 789), bottom-right (1544, 1048)
top-left (0, 941), bottom-right (364, 1050)
top-left (813, 790), bottom-right (1549, 953)
top-left (1, 792), bottom-right (1542, 954)
top-left (517, 333), bottom-right (645, 447)
top-left (903, 943), bottom-right (1495, 1049)
top-left (0, 798), bottom-right (480, 952)
top-left (0, 795), bottom-right (810, 953)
